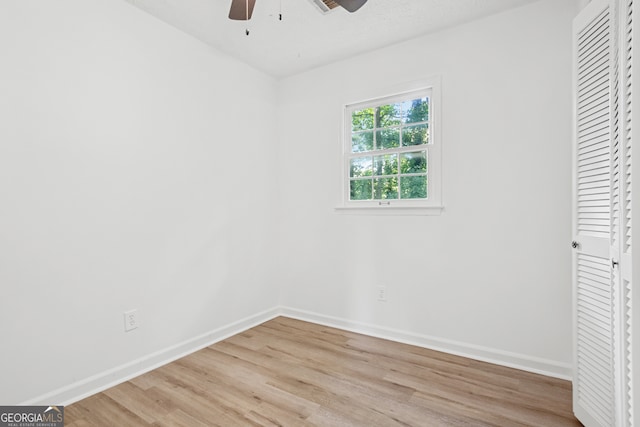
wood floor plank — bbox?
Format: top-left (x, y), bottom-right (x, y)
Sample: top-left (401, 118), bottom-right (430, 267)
top-left (65, 317), bottom-right (581, 426)
top-left (150, 408), bottom-right (212, 427)
top-left (66, 393), bottom-right (151, 426)
top-left (102, 382), bottom-right (175, 423)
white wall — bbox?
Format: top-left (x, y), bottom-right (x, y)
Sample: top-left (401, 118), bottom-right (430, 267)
top-left (277, 0), bottom-right (579, 376)
top-left (0, 0), bottom-right (279, 404)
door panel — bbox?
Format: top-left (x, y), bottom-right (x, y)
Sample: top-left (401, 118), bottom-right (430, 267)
top-left (573, 0), bottom-right (617, 425)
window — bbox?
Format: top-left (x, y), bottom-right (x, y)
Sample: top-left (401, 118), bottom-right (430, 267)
top-left (339, 81), bottom-right (442, 214)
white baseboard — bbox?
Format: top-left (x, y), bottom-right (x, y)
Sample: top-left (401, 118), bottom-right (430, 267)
top-left (24, 305), bottom-right (572, 405)
top-left (22, 307), bottom-right (281, 406)
top-left (279, 307), bottom-right (573, 381)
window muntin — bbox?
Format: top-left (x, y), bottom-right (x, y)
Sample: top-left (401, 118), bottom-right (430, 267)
top-left (345, 89), bottom-right (436, 208)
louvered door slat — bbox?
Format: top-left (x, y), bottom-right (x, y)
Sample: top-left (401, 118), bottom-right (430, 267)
top-left (579, 156), bottom-right (612, 170)
top-left (579, 171), bottom-right (610, 183)
top-left (578, 142), bottom-right (610, 157)
top-left (579, 64), bottom-right (610, 93)
top-left (578, 19), bottom-right (610, 59)
top-left (581, 90), bottom-right (609, 108)
top-left (579, 138), bottom-right (610, 154)
top-left (579, 208), bottom-right (610, 216)
top-left (579, 67), bottom-right (609, 91)
top-left (580, 177), bottom-right (610, 187)
top-left (579, 161), bottom-right (611, 176)
top-left (579, 42), bottom-right (609, 70)
top-left (580, 91), bottom-right (610, 114)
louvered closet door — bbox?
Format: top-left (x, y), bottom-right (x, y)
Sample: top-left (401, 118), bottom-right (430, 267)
top-left (573, 0), bottom-right (618, 425)
top-left (618, 0), bottom-right (634, 424)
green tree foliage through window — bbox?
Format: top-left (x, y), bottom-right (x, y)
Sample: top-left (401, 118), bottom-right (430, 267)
top-left (348, 95), bottom-right (430, 202)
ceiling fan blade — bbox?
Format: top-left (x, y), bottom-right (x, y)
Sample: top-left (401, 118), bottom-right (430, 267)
top-left (229, 0), bottom-right (256, 20)
top-left (334, 0), bottom-right (367, 13)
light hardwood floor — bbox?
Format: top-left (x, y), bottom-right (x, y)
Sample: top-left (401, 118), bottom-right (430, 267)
top-left (66, 317), bottom-right (581, 426)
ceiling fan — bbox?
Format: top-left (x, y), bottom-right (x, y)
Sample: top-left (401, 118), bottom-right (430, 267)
top-left (228, 0), bottom-right (368, 20)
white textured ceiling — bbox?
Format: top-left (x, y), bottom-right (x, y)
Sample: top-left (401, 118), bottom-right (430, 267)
top-left (125, 0), bottom-right (540, 78)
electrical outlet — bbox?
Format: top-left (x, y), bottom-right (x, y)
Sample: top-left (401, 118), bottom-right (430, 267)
top-left (377, 286), bottom-right (387, 302)
top-left (124, 309), bottom-right (138, 332)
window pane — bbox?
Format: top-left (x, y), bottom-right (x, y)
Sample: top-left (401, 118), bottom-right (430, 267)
top-left (352, 108), bottom-right (374, 131)
top-left (373, 154), bottom-right (398, 176)
top-left (403, 97), bottom-right (429, 123)
top-left (376, 128), bottom-right (400, 149)
top-left (350, 179), bottom-right (372, 200)
top-left (400, 176), bottom-right (427, 199)
top-left (373, 177), bottom-right (398, 200)
top-left (400, 151), bottom-right (427, 174)
top-left (352, 131), bottom-right (374, 152)
top-left (375, 104), bottom-right (402, 128)
top-left (350, 157), bottom-right (372, 178)
top-left (402, 124), bottom-right (429, 146)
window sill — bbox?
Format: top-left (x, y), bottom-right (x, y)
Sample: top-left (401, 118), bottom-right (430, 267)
top-left (334, 205), bottom-right (444, 216)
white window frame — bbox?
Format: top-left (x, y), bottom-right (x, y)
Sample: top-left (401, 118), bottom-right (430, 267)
top-left (336, 78), bottom-right (443, 215)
